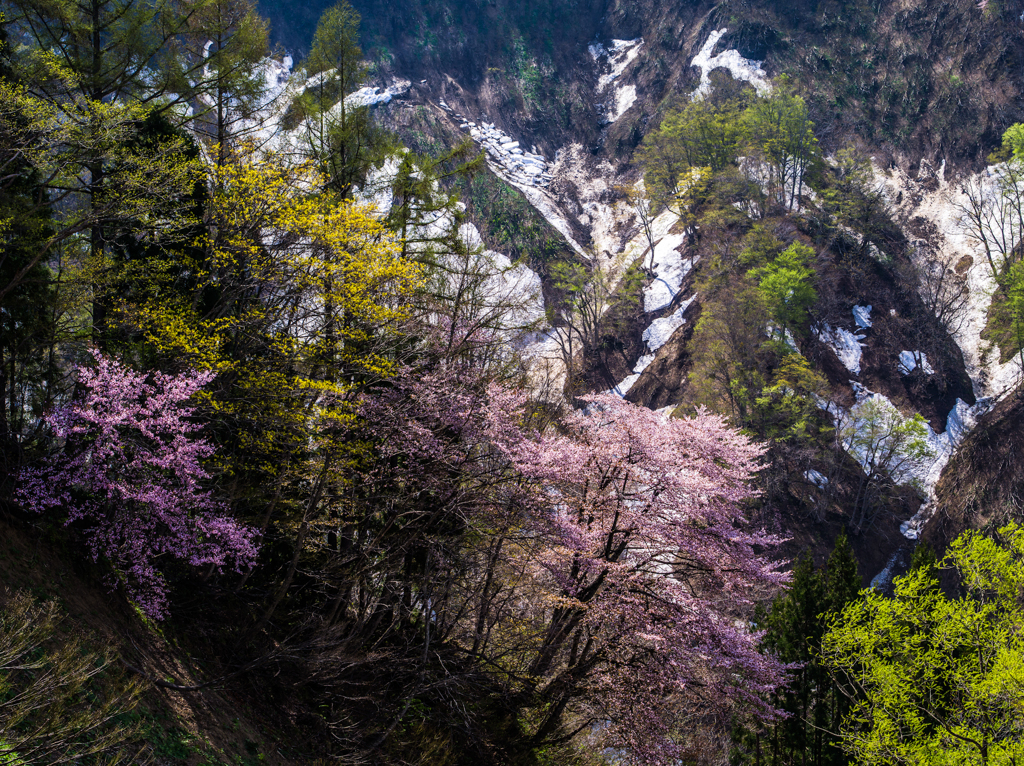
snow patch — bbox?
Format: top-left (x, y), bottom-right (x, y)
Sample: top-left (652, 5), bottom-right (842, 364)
top-left (609, 84), bottom-right (638, 123)
top-left (461, 119), bottom-right (555, 190)
top-left (852, 304), bottom-right (873, 329)
top-left (642, 295), bottom-right (697, 352)
top-left (899, 396), bottom-right (994, 538)
top-left (691, 29), bottom-right (771, 100)
top-left (633, 353), bottom-right (656, 374)
top-left (870, 551), bottom-right (902, 590)
top-left (609, 373), bottom-right (641, 397)
top-left (344, 81), bottom-right (410, 109)
top-left (643, 233), bottom-right (693, 312)
top-left (768, 324), bottom-right (800, 353)
top-left (898, 350), bottom-right (935, 376)
top-left (814, 324), bottom-right (866, 375)
top-left (607, 353), bottom-right (656, 398)
top-left (804, 469), bottom-right (829, 489)
top-left (591, 38), bottom-right (644, 123)
top-left (825, 383), bottom-right (993, 539)
top-left (456, 122), bottom-right (594, 260)
top-left (871, 160), bottom-right (1024, 399)
top-left (608, 302), bottom-right (692, 400)
top-left (522, 328), bottom-right (572, 402)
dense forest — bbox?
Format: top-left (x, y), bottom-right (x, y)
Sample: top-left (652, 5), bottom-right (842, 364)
top-left (2, 0), bottom-right (1024, 763)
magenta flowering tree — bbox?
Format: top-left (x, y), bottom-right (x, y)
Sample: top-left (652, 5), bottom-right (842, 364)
top-left (17, 351), bottom-right (259, 619)
top-left (484, 392), bottom-right (790, 763)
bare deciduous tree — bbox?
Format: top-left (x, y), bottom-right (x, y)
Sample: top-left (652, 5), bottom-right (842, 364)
top-left (953, 162), bottom-right (1024, 280)
top-left (902, 250), bottom-right (971, 337)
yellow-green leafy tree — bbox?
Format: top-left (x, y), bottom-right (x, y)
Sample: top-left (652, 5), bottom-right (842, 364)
top-left (127, 147), bottom-right (421, 618)
top-left (822, 523), bottom-right (1024, 765)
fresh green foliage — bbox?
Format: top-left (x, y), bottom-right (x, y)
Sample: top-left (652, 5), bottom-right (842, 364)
top-left (983, 256), bottom-right (1024, 369)
top-left (839, 397), bottom-right (933, 533)
top-left (742, 80), bottom-right (819, 215)
top-left (464, 173), bottom-right (574, 273)
top-left (687, 284), bottom-right (769, 425)
top-left (748, 241), bottom-right (818, 335)
top-left (822, 523), bottom-right (1024, 765)
top-left (636, 97), bottom-right (743, 212)
top-left (751, 354), bottom-right (830, 445)
top-left (739, 223), bottom-right (787, 268)
top-left (1002, 123), bottom-right (1024, 161)
top-left (638, 79), bottom-right (821, 219)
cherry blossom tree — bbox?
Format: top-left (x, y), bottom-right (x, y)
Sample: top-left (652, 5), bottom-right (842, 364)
top-left (485, 392), bottom-right (790, 763)
top-left (17, 351), bottom-right (259, 619)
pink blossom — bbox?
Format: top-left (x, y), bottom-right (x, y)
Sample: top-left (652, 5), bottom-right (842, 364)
top-left (17, 351), bottom-right (259, 619)
top-left (484, 392), bottom-right (790, 762)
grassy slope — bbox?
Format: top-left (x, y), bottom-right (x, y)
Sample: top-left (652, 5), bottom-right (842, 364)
top-left (0, 516), bottom-right (303, 766)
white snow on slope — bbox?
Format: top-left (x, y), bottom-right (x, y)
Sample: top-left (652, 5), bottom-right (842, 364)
top-left (513, 181), bottom-right (590, 259)
top-left (480, 250), bottom-right (546, 329)
top-left (345, 82), bottom-right (410, 109)
top-left (815, 324), bottom-right (866, 375)
top-left (852, 304), bottom-right (873, 329)
top-left (463, 121), bottom-right (553, 188)
top-left (643, 233), bottom-right (693, 312)
top-left (900, 396), bottom-right (994, 539)
top-left (450, 224), bottom-right (546, 333)
top-left (855, 159), bottom-right (1024, 538)
top-left (609, 374), bottom-right (641, 397)
top-left (804, 469), bottom-right (829, 488)
top-left (609, 298), bottom-right (696, 398)
top-left (590, 38), bottom-right (644, 123)
top-left (522, 328), bottom-right (572, 401)
top-left (872, 160), bottom-right (1024, 399)
top-left (691, 29), bottom-right (771, 100)
top-left (898, 350), bottom-right (935, 376)
top-left (453, 122), bottom-right (593, 259)
top-left (643, 295), bottom-right (697, 352)
top-left (608, 353), bottom-right (655, 398)
top-left (823, 381), bottom-right (993, 539)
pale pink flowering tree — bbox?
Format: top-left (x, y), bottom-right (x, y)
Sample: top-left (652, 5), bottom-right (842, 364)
top-left (485, 391), bottom-right (790, 763)
top-left (17, 351), bottom-right (259, 619)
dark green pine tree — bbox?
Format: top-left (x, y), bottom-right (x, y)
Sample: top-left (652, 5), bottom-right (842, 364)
top-left (817, 532), bottom-right (861, 766)
top-left (732, 533), bottom-right (861, 766)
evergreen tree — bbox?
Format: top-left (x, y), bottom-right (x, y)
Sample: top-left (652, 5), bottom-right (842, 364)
top-left (183, 0), bottom-right (271, 171)
top-left (0, 22), bottom-right (56, 482)
top-left (733, 534), bottom-right (861, 766)
top-left (2, 0), bottom-right (205, 343)
top-left (297, 0), bottom-right (392, 199)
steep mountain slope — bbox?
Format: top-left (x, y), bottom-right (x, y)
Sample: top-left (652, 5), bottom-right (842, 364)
top-left (262, 0), bottom-right (1024, 166)
top-left (254, 0), bottom-right (1024, 572)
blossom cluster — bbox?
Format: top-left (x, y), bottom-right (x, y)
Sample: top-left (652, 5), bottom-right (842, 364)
top-left (18, 351), bottom-right (259, 618)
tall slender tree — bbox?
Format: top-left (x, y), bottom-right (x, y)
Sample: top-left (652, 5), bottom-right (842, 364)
top-left (181, 0), bottom-right (271, 171)
top-left (733, 533), bottom-right (861, 766)
top-left (297, 0), bottom-right (391, 199)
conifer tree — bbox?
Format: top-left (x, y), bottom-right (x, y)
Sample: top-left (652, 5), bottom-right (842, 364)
top-left (0, 23), bottom-right (57, 472)
top-left (298, 0), bottom-right (391, 198)
top-left (2, 0), bottom-right (209, 343)
top-left (182, 0), bottom-right (271, 170)
top-left (734, 534), bottom-right (861, 766)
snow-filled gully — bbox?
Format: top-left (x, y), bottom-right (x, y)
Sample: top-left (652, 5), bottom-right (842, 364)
top-left (369, 48), bottom-right (1016, 551)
